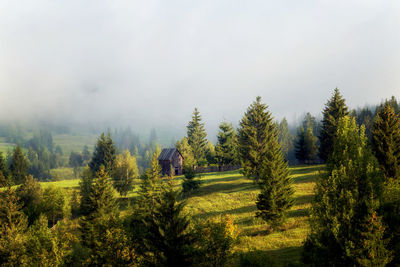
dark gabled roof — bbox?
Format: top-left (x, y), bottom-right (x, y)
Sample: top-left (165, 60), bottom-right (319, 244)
top-left (158, 148), bottom-right (183, 161)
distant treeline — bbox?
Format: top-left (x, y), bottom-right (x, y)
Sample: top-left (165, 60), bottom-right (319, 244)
top-left (278, 95), bottom-right (400, 165)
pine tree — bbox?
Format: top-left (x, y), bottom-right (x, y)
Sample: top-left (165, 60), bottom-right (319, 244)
top-left (187, 108), bottom-right (208, 164)
top-left (238, 97), bottom-right (294, 227)
top-left (141, 181), bottom-right (194, 266)
top-left (0, 188), bottom-right (28, 266)
top-left (303, 116), bottom-right (390, 266)
top-left (278, 118), bottom-right (294, 160)
top-left (255, 137), bottom-right (294, 228)
top-left (128, 154), bottom-right (164, 259)
top-left (80, 166), bottom-right (134, 265)
top-left (295, 126), bottom-right (318, 164)
top-left (376, 96), bottom-right (400, 115)
top-left (215, 121), bottom-right (238, 166)
top-left (9, 145), bottom-right (28, 185)
top-left (139, 154), bottom-right (163, 211)
top-left (238, 96), bottom-right (278, 182)
top-left (295, 127), bottom-right (307, 164)
top-left (79, 167), bottom-right (94, 216)
top-left (0, 152), bottom-right (9, 187)
top-left (113, 150), bottom-right (139, 196)
top-left (89, 132), bottom-right (116, 175)
top-left (319, 88), bottom-right (349, 162)
top-left (371, 103), bottom-right (400, 180)
top-left (205, 141), bottom-right (216, 164)
top-left (302, 112), bottom-right (318, 135)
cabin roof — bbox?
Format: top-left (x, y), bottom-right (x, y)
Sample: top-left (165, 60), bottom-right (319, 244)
top-left (158, 148), bottom-right (183, 161)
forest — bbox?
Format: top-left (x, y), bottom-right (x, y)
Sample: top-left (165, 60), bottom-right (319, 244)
top-left (0, 88), bottom-right (399, 266)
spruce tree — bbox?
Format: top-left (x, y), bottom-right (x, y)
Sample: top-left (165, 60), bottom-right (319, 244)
top-left (371, 103), bottom-right (400, 180)
top-left (142, 181), bottom-right (194, 266)
top-left (89, 132), bottom-right (116, 175)
top-left (318, 88), bottom-right (349, 162)
top-left (0, 188), bottom-right (28, 266)
top-left (128, 154), bottom-right (164, 259)
top-left (303, 116), bottom-right (391, 266)
top-left (278, 118), bottom-right (293, 160)
top-left (80, 166), bottom-right (134, 265)
top-left (187, 108), bottom-right (208, 164)
top-left (238, 97), bottom-right (294, 227)
top-left (255, 136), bottom-right (294, 228)
top-left (295, 126), bottom-right (318, 164)
top-left (215, 121), bottom-right (238, 166)
top-left (238, 96), bottom-right (278, 182)
top-left (79, 167), bottom-right (94, 216)
top-left (0, 152), bottom-right (9, 187)
top-left (295, 127), bottom-right (307, 164)
top-left (9, 145), bottom-right (28, 185)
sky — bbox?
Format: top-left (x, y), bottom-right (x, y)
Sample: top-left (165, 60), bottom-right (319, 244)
top-left (0, 0), bottom-right (399, 138)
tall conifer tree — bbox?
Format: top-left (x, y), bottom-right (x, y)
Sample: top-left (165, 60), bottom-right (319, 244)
top-left (371, 103), bottom-right (400, 180)
top-left (278, 118), bottom-right (293, 160)
top-left (215, 121), bottom-right (238, 166)
top-left (89, 133), bottom-right (116, 175)
top-left (9, 145), bottom-right (28, 185)
top-left (318, 88), bottom-right (349, 162)
top-left (141, 181), bottom-right (194, 266)
top-left (295, 127), bottom-right (318, 164)
top-left (303, 116), bottom-right (390, 266)
top-left (238, 96), bottom-right (278, 182)
top-left (80, 167), bottom-right (134, 265)
top-left (239, 97), bottom-right (293, 227)
top-left (187, 108), bottom-right (208, 164)
top-left (0, 188), bottom-right (28, 265)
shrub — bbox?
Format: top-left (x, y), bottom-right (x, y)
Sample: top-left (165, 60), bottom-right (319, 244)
top-left (193, 215), bottom-right (240, 266)
top-left (182, 165), bottom-right (200, 193)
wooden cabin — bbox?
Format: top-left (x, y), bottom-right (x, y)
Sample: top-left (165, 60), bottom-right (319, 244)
top-left (158, 148), bottom-right (184, 176)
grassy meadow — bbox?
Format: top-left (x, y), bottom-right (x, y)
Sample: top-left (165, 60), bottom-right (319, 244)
top-left (39, 164), bottom-right (324, 266)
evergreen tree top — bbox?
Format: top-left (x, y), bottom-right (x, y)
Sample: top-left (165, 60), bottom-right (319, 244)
top-left (323, 88), bottom-right (349, 117)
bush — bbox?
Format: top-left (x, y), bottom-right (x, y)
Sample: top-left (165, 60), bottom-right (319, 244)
top-left (182, 165), bottom-right (200, 193)
top-left (193, 215), bottom-right (240, 266)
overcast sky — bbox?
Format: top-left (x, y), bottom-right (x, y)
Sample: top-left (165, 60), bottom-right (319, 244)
top-left (0, 0), bottom-right (399, 137)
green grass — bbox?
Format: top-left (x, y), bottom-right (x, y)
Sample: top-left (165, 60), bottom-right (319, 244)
top-left (53, 134), bottom-right (97, 162)
top-left (0, 142), bottom-right (16, 153)
top-left (36, 164), bottom-right (324, 266)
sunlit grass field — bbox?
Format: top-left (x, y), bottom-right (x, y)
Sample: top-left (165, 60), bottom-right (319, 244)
top-left (39, 164), bottom-right (324, 265)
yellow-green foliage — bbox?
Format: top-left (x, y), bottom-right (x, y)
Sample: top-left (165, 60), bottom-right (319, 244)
top-left (12, 164), bottom-right (322, 266)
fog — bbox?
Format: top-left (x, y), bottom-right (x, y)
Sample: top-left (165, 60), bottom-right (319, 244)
top-left (1, 0), bottom-right (399, 138)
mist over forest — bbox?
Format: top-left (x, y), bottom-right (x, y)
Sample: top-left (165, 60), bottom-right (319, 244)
top-left (1, 1), bottom-right (399, 141)
top-left (1, 1), bottom-right (400, 266)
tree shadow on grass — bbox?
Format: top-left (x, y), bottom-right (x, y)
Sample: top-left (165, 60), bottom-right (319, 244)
top-left (293, 194), bottom-right (314, 205)
top-left (287, 208), bottom-right (309, 218)
top-left (200, 175), bottom-right (244, 184)
top-left (192, 204), bottom-right (257, 221)
top-left (186, 181), bottom-right (256, 198)
top-left (291, 173), bottom-right (318, 184)
top-left (235, 246), bottom-right (303, 267)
